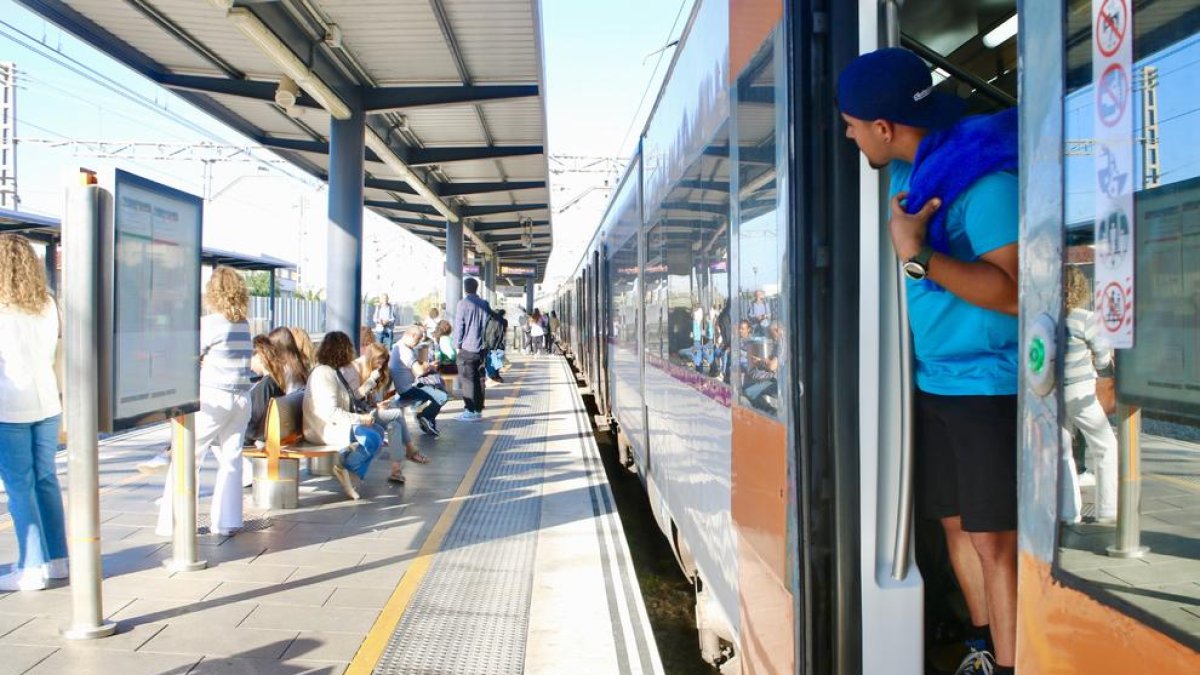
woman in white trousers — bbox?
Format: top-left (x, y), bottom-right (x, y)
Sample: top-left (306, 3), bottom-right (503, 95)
top-left (156, 267), bottom-right (256, 537)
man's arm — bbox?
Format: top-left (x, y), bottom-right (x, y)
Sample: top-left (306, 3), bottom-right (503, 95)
top-left (888, 192), bottom-right (1019, 316)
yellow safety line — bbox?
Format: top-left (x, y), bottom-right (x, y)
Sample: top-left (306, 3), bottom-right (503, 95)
top-left (1147, 472), bottom-right (1200, 494)
top-left (346, 381), bottom-right (525, 675)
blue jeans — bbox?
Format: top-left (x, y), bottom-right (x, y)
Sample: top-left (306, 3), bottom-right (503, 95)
top-left (0, 415), bottom-right (68, 570)
top-left (342, 424), bottom-right (383, 480)
top-left (486, 350), bottom-right (504, 378)
top-left (396, 386), bottom-right (442, 423)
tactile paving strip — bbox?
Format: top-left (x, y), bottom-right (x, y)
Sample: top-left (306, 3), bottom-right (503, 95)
top-left (375, 384), bottom-right (551, 675)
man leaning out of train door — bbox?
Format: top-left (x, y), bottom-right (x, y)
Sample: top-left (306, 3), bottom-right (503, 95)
top-left (838, 48), bottom-right (1020, 675)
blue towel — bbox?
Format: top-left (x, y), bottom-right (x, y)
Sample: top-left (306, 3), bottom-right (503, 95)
top-left (904, 107), bottom-right (1018, 290)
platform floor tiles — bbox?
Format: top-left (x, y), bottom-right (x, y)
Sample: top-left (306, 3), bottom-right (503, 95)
top-left (0, 356), bottom-right (662, 675)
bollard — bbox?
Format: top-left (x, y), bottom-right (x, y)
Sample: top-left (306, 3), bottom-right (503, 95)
top-left (164, 414), bottom-right (206, 572)
top-left (61, 181), bottom-right (116, 640)
top-left (1107, 404), bottom-right (1148, 559)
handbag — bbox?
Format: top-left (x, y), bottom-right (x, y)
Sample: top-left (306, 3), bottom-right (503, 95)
top-left (335, 370), bottom-right (373, 415)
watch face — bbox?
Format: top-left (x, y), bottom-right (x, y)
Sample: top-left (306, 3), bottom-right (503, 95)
top-left (903, 260), bottom-right (927, 280)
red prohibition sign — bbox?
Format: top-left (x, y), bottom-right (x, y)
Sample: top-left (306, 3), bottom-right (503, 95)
top-left (1096, 0), bottom-right (1128, 58)
top-left (1101, 282), bottom-right (1129, 331)
top-left (1097, 63), bottom-right (1129, 128)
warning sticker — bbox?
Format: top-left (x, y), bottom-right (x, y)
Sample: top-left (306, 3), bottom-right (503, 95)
top-left (1092, 0), bottom-right (1135, 348)
top-left (1095, 0), bottom-right (1128, 58)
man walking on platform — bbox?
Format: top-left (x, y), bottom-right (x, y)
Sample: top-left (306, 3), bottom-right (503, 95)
top-left (455, 278), bottom-right (495, 421)
top-left (839, 48), bottom-right (1020, 675)
top-left (374, 293), bottom-right (396, 349)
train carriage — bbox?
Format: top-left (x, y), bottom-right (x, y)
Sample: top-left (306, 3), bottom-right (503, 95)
top-left (555, 1), bottom-right (1200, 673)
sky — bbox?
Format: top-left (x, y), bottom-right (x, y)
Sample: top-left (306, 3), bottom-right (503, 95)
top-left (0, 0), bottom-right (693, 300)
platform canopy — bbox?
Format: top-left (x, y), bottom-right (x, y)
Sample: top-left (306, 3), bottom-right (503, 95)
top-left (16, 0), bottom-right (554, 281)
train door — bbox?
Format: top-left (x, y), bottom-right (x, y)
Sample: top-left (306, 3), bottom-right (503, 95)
top-left (841, 2), bottom-right (1024, 673)
top-left (1016, 1), bottom-right (1200, 671)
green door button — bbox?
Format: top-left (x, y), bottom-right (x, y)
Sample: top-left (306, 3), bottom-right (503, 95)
top-left (1029, 336), bottom-right (1046, 374)
top-left (1027, 313), bottom-right (1057, 397)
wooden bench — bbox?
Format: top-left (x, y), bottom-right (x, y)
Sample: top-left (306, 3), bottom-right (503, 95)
top-left (243, 390), bottom-right (344, 509)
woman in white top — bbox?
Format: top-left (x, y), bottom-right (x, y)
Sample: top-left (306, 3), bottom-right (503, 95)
top-left (529, 309), bottom-right (546, 355)
top-left (156, 266), bottom-right (255, 538)
top-left (303, 331), bottom-right (382, 499)
top-left (0, 235), bottom-right (68, 591)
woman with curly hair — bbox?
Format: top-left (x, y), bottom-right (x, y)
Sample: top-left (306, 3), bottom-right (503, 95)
top-left (156, 266), bottom-right (255, 537)
top-left (303, 331), bottom-right (383, 499)
top-left (1061, 266), bottom-right (1118, 523)
top-left (0, 234), bottom-right (68, 591)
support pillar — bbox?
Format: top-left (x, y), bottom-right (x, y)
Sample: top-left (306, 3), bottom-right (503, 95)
top-left (327, 105), bottom-right (365, 345)
top-left (525, 280), bottom-right (534, 314)
top-left (486, 257), bottom-right (498, 304)
top-left (267, 269), bottom-right (276, 329)
top-left (44, 241), bottom-right (58, 297)
top-left (445, 219), bottom-right (463, 321)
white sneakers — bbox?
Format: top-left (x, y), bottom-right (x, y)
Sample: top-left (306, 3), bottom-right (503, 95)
top-left (44, 558), bottom-right (68, 580)
top-left (457, 410), bottom-right (483, 422)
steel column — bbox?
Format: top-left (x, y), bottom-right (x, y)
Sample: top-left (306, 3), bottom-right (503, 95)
top-left (525, 281), bottom-right (534, 314)
top-left (445, 219), bottom-right (463, 322)
top-left (61, 183), bottom-right (115, 640)
top-left (267, 269), bottom-right (276, 329)
top-left (165, 414), bottom-right (206, 572)
top-left (327, 105), bottom-right (366, 344)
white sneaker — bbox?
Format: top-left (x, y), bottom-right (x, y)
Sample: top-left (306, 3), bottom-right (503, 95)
top-left (457, 411), bottom-right (481, 421)
top-left (1078, 471), bottom-right (1096, 487)
top-left (42, 558), bottom-right (68, 580)
top-left (0, 567), bottom-right (47, 592)
top-left (137, 452), bottom-right (170, 475)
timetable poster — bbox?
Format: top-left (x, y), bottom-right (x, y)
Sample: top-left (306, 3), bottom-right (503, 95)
top-left (112, 170), bottom-right (202, 428)
top-left (1119, 176), bottom-right (1200, 418)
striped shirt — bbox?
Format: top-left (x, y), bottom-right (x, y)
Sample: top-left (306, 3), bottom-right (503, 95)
top-left (1064, 308), bottom-right (1112, 386)
top-left (199, 313), bottom-right (254, 393)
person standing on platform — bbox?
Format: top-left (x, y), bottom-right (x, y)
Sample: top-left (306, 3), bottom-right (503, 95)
top-left (0, 234), bottom-right (68, 591)
top-left (423, 307), bottom-right (441, 338)
top-left (373, 293), bottom-right (396, 349)
top-left (156, 265), bottom-right (256, 538)
top-left (455, 278), bottom-right (495, 421)
top-left (839, 48), bottom-right (1020, 675)
top-left (484, 309), bottom-right (508, 385)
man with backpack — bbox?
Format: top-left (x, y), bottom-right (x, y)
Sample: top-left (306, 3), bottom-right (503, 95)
top-left (484, 308), bottom-right (508, 385)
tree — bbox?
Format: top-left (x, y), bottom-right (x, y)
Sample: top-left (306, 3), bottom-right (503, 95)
top-left (244, 271), bottom-right (272, 297)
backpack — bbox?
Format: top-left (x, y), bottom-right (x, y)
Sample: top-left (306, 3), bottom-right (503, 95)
top-left (484, 315), bottom-right (506, 350)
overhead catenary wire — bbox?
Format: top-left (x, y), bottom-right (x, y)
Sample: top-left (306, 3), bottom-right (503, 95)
top-left (613, 0), bottom-right (692, 158)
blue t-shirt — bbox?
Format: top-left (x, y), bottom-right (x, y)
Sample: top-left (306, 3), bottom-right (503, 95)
top-left (890, 161), bottom-right (1019, 396)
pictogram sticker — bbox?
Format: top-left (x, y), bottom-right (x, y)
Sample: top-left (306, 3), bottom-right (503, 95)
top-left (1097, 63), bottom-right (1129, 128)
top-left (1095, 0), bottom-right (1128, 58)
top-left (1100, 282), bottom-right (1131, 332)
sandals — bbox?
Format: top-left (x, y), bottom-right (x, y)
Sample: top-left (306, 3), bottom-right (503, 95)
top-left (406, 450), bottom-right (432, 464)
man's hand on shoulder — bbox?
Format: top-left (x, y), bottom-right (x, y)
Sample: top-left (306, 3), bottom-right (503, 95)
top-left (888, 191), bottom-right (941, 260)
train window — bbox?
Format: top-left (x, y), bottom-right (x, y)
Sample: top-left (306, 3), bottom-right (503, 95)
top-left (732, 27), bottom-right (786, 419)
top-left (1056, 0), bottom-right (1200, 643)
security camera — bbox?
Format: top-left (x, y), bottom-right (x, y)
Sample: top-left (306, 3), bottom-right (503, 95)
top-left (275, 76), bottom-right (300, 109)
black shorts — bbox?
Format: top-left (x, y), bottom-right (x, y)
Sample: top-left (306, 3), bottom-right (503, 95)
top-left (915, 391), bottom-right (1018, 532)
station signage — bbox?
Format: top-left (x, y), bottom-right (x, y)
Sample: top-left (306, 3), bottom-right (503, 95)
top-left (1092, 0), bottom-right (1135, 348)
top-left (501, 265), bottom-right (535, 277)
top-left (463, 263), bottom-right (480, 276)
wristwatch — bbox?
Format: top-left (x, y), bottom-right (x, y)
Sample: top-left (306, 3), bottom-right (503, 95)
top-left (903, 246), bottom-right (934, 281)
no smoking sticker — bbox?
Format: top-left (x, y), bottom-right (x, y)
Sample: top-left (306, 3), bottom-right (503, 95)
top-left (1095, 0), bottom-right (1128, 57)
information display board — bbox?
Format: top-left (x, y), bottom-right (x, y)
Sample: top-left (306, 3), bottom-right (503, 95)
top-left (109, 169), bottom-right (202, 430)
top-left (1117, 176), bottom-right (1200, 418)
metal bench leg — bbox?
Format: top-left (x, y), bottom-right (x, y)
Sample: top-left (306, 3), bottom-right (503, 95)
top-left (249, 457), bottom-right (300, 510)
